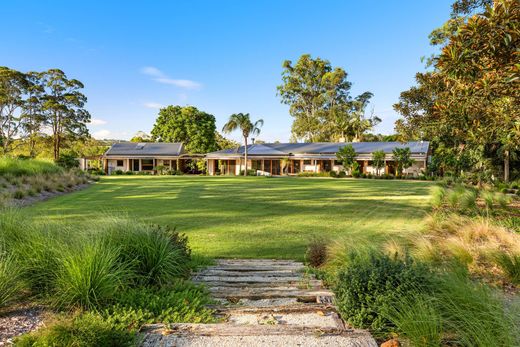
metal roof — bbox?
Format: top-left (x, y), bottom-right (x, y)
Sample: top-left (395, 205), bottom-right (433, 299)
top-left (104, 142), bottom-right (184, 156)
top-left (206, 141), bottom-right (429, 158)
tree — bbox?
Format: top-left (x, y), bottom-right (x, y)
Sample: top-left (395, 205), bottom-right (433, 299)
top-left (151, 106), bottom-right (217, 153)
top-left (372, 150), bottom-right (386, 176)
top-left (215, 131), bottom-right (240, 150)
top-left (22, 71), bottom-right (45, 157)
top-left (222, 113), bottom-right (263, 176)
top-left (336, 144), bottom-right (357, 174)
top-left (394, 0), bottom-right (519, 181)
top-left (277, 54), bottom-right (377, 142)
top-left (41, 69), bottom-right (90, 160)
top-left (0, 67), bottom-right (29, 154)
top-left (392, 147), bottom-right (414, 177)
top-left (130, 131), bottom-right (152, 143)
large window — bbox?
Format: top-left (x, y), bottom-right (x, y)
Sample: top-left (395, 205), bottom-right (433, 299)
top-left (163, 160), bottom-right (171, 167)
top-left (142, 159), bottom-right (154, 171)
top-left (116, 160), bottom-right (124, 167)
top-left (303, 159), bottom-right (312, 165)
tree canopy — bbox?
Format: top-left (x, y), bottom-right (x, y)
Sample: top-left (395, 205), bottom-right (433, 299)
top-left (151, 105), bottom-right (217, 154)
top-left (277, 54), bottom-right (378, 142)
top-left (394, 0), bottom-right (519, 181)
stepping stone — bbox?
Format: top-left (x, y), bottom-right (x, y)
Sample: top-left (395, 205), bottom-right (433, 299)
top-left (140, 259), bottom-right (376, 347)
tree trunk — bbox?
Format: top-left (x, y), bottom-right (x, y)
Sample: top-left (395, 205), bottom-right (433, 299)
top-left (243, 137), bottom-right (248, 176)
top-left (504, 150), bottom-right (509, 183)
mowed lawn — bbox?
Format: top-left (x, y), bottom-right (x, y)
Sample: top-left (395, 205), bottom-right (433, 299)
top-left (21, 176), bottom-right (433, 259)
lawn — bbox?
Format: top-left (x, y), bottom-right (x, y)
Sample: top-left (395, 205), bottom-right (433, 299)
top-left (20, 176), bottom-right (433, 259)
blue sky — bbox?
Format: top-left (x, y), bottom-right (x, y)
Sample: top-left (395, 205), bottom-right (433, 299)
top-left (1, 1), bottom-right (452, 142)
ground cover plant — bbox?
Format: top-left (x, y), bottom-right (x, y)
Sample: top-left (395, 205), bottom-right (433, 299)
top-left (0, 209), bottom-right (215, 346)
top-left (314, 182), bottom-right (520, 346)
top-left (19, 175), bottom-right (433, 259)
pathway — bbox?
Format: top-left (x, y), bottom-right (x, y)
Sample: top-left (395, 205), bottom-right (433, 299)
top-left (141, 259), bottom-right (376, 347)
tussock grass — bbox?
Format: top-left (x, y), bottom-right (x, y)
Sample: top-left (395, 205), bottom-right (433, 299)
top-left (415, 213), bottom-right (520, 282)
top-left (0, 209), bottom-right (192, 311)
top-left (0, 157), bottom-right (62, 176)
top-left (0, 249), bottom-right (25, 309)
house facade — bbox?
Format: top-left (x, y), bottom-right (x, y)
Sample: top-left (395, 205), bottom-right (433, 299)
top-left (205, 141), bottom-right (430, 176)
top-left (101, 141), bottom-right (430, 176)
top-left (102, 142), bottom-right (203, 175)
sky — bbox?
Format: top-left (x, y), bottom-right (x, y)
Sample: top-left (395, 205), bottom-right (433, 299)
top-left (1, 0), bottom-right (453, 143)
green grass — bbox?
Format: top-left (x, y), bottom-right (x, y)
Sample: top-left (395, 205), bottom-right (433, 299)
top-left (0, 157), bottom-right (62, 176)
top-left (19, 176), bottom-right (433, 259)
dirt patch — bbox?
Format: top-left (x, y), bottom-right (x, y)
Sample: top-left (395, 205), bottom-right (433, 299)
top-left (0, 305), bottom-right (44, 346)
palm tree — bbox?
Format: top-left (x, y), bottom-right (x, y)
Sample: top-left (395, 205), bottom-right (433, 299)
top-left (222, 113), bottom-right (263, 176)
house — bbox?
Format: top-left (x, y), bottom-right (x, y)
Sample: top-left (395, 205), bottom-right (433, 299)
top-left (102, 142), bottom-right (203, 175)
top-left (205, 141), bottom-right (430, 176)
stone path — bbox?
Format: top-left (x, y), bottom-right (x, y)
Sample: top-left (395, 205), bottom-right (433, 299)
top-left (141, 259), bottom-right (376, 347)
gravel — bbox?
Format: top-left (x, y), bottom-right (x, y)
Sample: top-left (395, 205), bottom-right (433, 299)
top-left (0, 306), bottom-right (43, 346)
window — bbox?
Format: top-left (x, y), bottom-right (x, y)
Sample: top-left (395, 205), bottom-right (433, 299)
top-left (141, 159), bottom-right (154, 171)
top-left (334, 160), bottom-right (343, 166)
top-left (116, 160), bottom-right (124, 167)
top-left (163, 160), bottom-right (171, 167)
top-left (303, 160), bottom-right (312, 165)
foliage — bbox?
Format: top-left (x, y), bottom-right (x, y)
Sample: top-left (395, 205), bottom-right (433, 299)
top-left (102, 282), bottom-right (216, 329)
top-left (336, 144), bottom-right (357, 172)
top-left (55, 152), bottom-right (80, 169)
top-left (0, 250), bottom-right (25, 308)
top-left (395, 0), bottom-right (520, 182)
top-left (305, 236), bottom-right (328, 268)
top-left (392, 147), bottom-right (414, 176)
top-left (494, 252), bottom-right (520, 285)
top-left (215, 131), bottom-right (240, 150)
top-left (222, 113), bottom-right (263, 176)
top-left (53, 242), bottom-right (127, 310)
top-left (415, 213), bottom-right (520, 284)
top-left (0, 157), bottom-right (62, 176)
top-left (151, 105), bottom-right (217, 153)
top-left (14, 312), bottom-right (137, 347)
top-left (277, 54), bottom-right (378, 142)
top-left (334, 251), bottom-right (433, 335)
top-left (371, 150), bottom-right (385, 176)
top-left (41, 69), bottom-right (91, 159)
top-left (297, 171), bottom-right (330, 177)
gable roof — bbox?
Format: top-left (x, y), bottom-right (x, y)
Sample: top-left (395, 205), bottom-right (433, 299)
top-left (104, 142), bottom-right (184, 157)
top-left (206, 141), bottom-right (429, 158)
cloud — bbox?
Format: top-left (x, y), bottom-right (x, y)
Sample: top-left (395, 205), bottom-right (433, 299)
top-left (143, 102), bottom-right (164, 109)
top-left (89, 118), bottom-right (108, 126)
top-left (141, 66), bottom-right (201, 90)
top-left (92, 129), bottom-right (111, 139)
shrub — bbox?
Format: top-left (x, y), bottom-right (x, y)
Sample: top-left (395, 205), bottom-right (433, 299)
top-left (53, 242), bottom-right (128, 310)
top-left (0, 250), bottom-right (25, 308)
top-left (14, 312), bottom-right (136, 347)
top-left (329, 170), bottom-right (337, 178)
top-left (239, 169), bottom-right (257, 176)
top-left (338, 170), bottom-right (347, 178)
top-left (55, 153), bottom-right (80, 169)
top-left (459, 190), bottom-right (477, 211)
top-left (334, 251), bottom-right (432, 335)
top-left (481, 190), bottom-right (495, 211)
top-left (124, 171), bottom-right (134, 175)
top-left (305, 237), bottom-right (328, 268)
top-left (113, 169), bottom-right (124, 175)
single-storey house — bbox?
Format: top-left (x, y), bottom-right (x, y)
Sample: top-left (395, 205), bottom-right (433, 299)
top-left (102, 142), bottom-right (203, 175)
top-left (206, 141), bottom-right (430, 176)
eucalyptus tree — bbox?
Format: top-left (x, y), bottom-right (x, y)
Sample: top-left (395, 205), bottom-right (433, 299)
top-left (41, 69), bottom-right (90, 160)
top-left (222, 113), bottom-right (263, 176)
top-left (0, 67), bottom-right (30, 154)
top-left (22, 71), bottom-right (45, 157)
